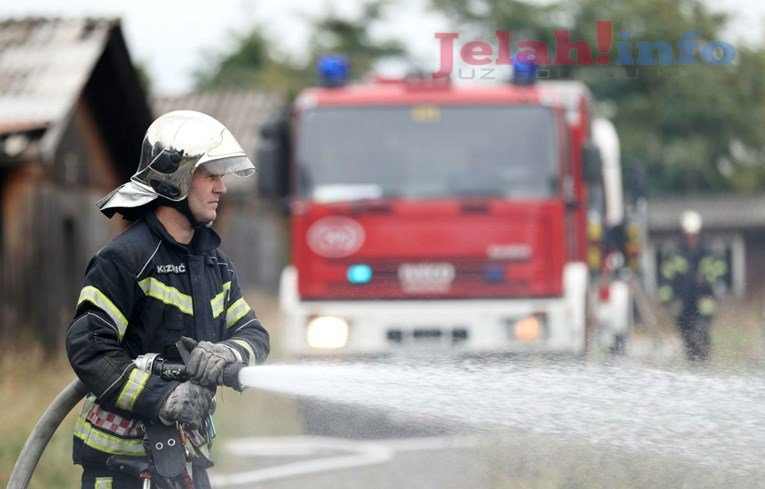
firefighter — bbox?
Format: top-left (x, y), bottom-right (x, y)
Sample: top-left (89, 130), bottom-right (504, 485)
top-left (66, 111), bottom-right (270, 488)
top-left (657, 210), bottom-right (724, 362)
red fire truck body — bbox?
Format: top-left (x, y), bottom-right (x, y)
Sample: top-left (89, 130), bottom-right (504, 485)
top-left (261, 76), bottom-right (630, 355)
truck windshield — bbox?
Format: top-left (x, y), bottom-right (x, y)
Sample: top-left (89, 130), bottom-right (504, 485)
top-left (296, 105), bottom-right (560, 201)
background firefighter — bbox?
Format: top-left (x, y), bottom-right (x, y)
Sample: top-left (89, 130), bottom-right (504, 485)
top-left (66, 111), bottom-right (270, 488)
top-left (657, 210), bottom-right (726, 362)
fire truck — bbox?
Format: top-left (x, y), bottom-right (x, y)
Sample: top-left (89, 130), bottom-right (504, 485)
top-left (257, 56), bottom-right (633, 356)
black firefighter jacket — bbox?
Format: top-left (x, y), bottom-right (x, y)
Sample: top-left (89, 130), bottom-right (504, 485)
top-left (66, 211), bottom-right (270, 465)
top-left (657, 241), bottom-right (724, 326)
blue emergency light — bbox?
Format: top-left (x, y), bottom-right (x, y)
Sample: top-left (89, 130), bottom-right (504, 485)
top-left (347, 264), bottom-right (373, 284)
top-left (483, 264), bottom-right (506, 283)
top-left (512, 50), bottom-right (538, 86)
top-left (317, 55), bottom-right (350, 87)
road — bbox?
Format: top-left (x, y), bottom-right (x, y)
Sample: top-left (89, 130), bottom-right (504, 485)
top-left (209, 350), bottom-right (765, 489)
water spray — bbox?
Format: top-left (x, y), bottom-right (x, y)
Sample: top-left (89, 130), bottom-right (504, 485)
top-left (237, 358), bottom-right (765, 477)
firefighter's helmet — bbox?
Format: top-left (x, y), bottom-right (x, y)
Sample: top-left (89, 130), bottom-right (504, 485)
top-left (680, 209), bottom-right (702, 235)
top-left (97, 110), bottom-right (255, 218)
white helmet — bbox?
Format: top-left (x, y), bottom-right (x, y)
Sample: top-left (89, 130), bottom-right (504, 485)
top-left (97, 110), bottom-right (254, 218)
top-left (681, 209), bottom-right (702, 235)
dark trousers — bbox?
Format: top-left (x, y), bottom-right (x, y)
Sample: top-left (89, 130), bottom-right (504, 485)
top-left (81, 466), bottom-right (210, 489)
top-left (81, 467), bottom-right (145, 489)
top-left (677, 314), bottom-right (711, 362)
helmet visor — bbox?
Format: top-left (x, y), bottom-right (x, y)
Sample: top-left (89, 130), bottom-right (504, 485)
top-left (200, 155), bottom-right (256, 177)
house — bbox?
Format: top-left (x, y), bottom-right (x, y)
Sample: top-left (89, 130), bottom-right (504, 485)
top-left (0, 17), bottom-right (152, 350)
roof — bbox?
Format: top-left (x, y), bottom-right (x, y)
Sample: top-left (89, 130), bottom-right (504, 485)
top-left (153, 90), bottom-right (283, 158)
top-left (0, 18), bottom-right (111, 136)
top-left (0, 17), bottom-right (152, 172)
top-left (647, 195), bottom-right (765, 231)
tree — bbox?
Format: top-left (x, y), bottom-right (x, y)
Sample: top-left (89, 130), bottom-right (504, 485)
top-left (192, 27), bottom-right (305, 95)
top-left (430, 0), bottom-right (765, 195)
top-left (192, 1), bottom-right (408, 96)
top-left (303, 1), bottom-right (407, 81)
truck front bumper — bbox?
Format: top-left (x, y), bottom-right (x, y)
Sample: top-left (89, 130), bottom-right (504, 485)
top-left (280, 265), bottom-right (589, 356)
top-left (284, 297), bottom-right (588, 355)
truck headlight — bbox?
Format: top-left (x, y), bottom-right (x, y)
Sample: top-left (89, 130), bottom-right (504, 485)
top-left (306, 316), bottom-right (350, 349)
top-left (510, 314), bottom-right (546, 342)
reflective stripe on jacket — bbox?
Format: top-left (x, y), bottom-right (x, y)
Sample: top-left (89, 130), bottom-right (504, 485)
top-left (66, 211), bottom-right (270, 465)
top-left (657, 241), bottom-right (724, 320)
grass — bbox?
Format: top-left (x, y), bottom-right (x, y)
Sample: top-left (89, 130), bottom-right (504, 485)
top-left (624, 292), bottom-right (765, 368)
top-left (0, 347), bottom-right (81, 489)
top-left (710, 296), bottom-right (765, 367)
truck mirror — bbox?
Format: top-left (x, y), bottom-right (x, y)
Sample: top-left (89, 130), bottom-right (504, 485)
top-left (260, 121), bottom-right (279, 139)
top-left (256, 118), bottom-right (290, 200)
top-left (583, 142), bottom-right (602, 183)
top-left (256, 141), bottom-right (280, 198)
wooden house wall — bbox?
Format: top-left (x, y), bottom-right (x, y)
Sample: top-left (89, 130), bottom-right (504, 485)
top-left (2, 164), bottom-right (44, 346)
top-left (740, 229), bottom-right (765, 296)
top-left (0, 98), bottom-right (124, 351)
top-left (54, 98), bottom-right (121, 189)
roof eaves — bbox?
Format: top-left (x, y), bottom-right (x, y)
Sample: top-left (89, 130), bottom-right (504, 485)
top-left (34, 18), bottom-right (118, 163)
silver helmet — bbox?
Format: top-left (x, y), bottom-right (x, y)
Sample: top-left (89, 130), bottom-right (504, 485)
top-left (97, 110), bottom-right (255, 218)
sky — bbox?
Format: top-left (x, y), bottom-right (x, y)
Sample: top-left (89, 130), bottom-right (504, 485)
top-left (0, 0), bottom-right (763, 95)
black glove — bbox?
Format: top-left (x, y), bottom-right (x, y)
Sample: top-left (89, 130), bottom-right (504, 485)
top-left (183, 339), bottom-right (240, 387)
top-left (159, 381), bottom-right (215, 428)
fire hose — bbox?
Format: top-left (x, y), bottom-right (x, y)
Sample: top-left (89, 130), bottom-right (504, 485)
top-left (6, 339), bottom-right (244, 489)
top-left (6, 378), bottom-right (89, 489)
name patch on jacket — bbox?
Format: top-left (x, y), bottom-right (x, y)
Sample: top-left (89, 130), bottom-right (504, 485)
top-left (156, 264), bottom-right (186, 274)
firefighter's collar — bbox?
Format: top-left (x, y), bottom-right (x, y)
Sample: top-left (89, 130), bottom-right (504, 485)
top-left (145, 210), bottom-right (221, 253)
